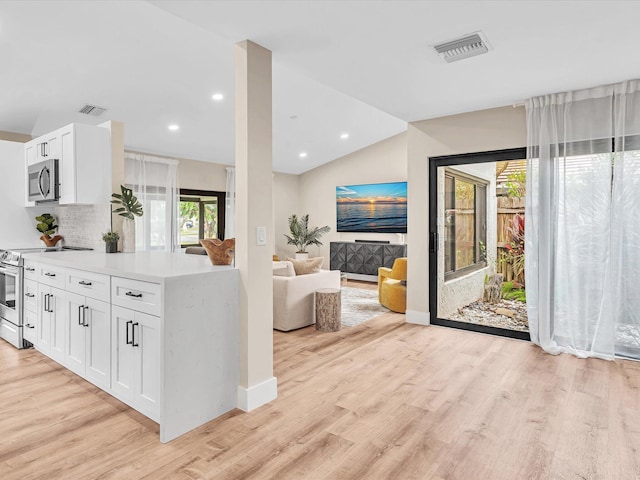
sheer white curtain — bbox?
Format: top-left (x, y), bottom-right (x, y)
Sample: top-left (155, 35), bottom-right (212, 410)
top-left (225, 166), bottom-right (235, 239)
top-left (526, 80), bottom-right (640, 360)
top-left (124, 152), bottom-right (179, 252)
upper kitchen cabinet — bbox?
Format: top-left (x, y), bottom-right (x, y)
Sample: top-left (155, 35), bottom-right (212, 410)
top-left (25, 131), bottom-right (60, 167)
top-left (24, 123), bottom-right (111, 207)
top-left (58, 123), bottom-right (111, 205)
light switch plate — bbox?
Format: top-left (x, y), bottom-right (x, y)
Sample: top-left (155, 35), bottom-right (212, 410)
top-left (256, 226), bottom-right (267, 246)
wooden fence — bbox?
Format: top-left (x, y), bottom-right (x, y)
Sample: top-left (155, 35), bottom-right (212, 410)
top-left (497, 196), bottom-right (525, 284)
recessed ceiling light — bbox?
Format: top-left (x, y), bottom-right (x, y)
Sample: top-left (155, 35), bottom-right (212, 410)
top-left (211, 93), bottom-right (224, 101)
top-left (299, 152), bottom-right (307, 158)
top-left (340, 133), bottom-right (349, 139)
top-left (168, 124), bottom-right (180, 131)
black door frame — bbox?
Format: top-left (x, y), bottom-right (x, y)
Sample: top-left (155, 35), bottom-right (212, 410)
top-left (429, 147), bottom-right (531, 341)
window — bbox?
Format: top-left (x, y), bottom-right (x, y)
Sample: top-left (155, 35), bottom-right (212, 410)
top-left (444, 170), bottom-right (487, 280)
top-left (179, 189), bottom-right (226, 247)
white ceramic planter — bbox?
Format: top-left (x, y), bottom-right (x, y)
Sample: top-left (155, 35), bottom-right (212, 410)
top-left (122, 219), bottom-right (136, 253)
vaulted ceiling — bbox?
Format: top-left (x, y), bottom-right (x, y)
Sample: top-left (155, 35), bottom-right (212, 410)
top-left (2, 1), bottom-right (640, 174)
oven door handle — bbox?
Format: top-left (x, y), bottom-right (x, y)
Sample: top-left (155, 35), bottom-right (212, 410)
top-left (0, 266), bottom-right (18, 277)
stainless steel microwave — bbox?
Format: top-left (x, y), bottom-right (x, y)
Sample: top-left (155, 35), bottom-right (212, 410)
top-left (27, 159), bottom-right (59, 203)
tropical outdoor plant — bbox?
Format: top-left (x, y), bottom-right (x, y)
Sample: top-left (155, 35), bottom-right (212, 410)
top-left (284, 214), bottom-right (330, 253)
top-left (179, 201), bottom-right (217, 239)
top-left (35, 213), bottom-right (58, 236)
top-left (501, 213), bottom-right (525, 285)
top-left (111, 185), bottom-right (143, 220)
top-left (505, 170), bottom-right (526, 198)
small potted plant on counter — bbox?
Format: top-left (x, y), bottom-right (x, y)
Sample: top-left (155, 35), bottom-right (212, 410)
top-left (102, 230), bottom-right (120, 253)
top-left (36, 213), bottom-right (63, 248)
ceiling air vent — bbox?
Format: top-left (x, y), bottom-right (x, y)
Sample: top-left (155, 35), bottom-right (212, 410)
top-left (432, 31), bottom-right (492, 63)
top-left (78, 104), bottom-right (108, 117)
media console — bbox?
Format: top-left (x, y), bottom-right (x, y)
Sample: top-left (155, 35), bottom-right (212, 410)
top-left (329, 241), bottom-right (407, 282)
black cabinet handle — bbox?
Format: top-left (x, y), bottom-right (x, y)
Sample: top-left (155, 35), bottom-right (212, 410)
top-left (26, 323), bottom-right (34, 329)
top-left (25, 293), bottom-right (35, 298)
top-left (132, 322), bottom-right (139, 347)
top-left (44, 293), bottom-right (49, 312)
top-left (126, 320), bottom-right (133, 345)
top-left (83, 306), bottom-right (89, 327)
top-left (79, 280), bottom-right (92, 286)
top-left (78, 305), bottom-right (84, 325)
top-left (25, 267), bottom-right (35, 272)
top-left (125, 291), bottom-right (142, 298)
top-left (48, 294), bottom-right (54, 313)
top-left (44, 272), bottom-right (56, 277)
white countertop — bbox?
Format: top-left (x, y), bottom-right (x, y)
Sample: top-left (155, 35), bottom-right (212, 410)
top-left (23, 251), bottom-right (235, 282)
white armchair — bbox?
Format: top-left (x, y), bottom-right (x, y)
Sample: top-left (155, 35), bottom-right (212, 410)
top-left (273, 261), bottom-right (340, 331)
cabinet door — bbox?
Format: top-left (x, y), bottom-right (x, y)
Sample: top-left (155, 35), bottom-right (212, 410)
top-left (37, 286), bottom-right (52, 355)
top-left (48, 287), bottom-right (67, 364)
top-left (23, 309), bottom-right (38, 345)
top-left (58, 124), bottom-right (75, 204)
top-left (65, 292), bottom-right (86, 375)
top-left (84, 298), bottom-right (110, 389)
top-left (111, 306), bottom-right (135, 404)
top-left (25, 140), bottom-right (37, 166)
top-left (134, 311), bottom-right (160, 421)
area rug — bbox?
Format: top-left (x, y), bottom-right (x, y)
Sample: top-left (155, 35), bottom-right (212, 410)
top-left (341, 286), bottom-right (390, 327)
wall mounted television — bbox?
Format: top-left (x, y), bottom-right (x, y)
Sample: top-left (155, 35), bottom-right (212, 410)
top-left (336, 181), bottom-right (407, 233)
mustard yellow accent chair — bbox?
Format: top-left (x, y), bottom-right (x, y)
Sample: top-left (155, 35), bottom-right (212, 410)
top-left (378, 257), bottom-right (407, 313)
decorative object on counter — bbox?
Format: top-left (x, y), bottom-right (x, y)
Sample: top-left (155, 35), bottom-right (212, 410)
top-left (199, 238), bottom-right (235, 265)
top-left (35, 213), bottom-right (63, 248)
top-left (111, 185), bottom-right (143, 253)
top-left (284, 214), bottom-right (330, 260)
top-left (102, 231), bottom-right (120, 253)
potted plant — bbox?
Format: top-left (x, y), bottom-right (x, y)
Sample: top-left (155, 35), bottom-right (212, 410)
top-left (111, 185), bottom-right (143, 253)
top-left (102, 231), bottom-right (120, 253)
top-left (284, 214), bottom-right (330, 259)
top-left (36, 213), bottom-right (63, 248)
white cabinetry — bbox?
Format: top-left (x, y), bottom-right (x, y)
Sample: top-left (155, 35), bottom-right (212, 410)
top-left (37, 284), bottom-right (66, 361)
top-left (35, 262), bottom-right (67, 361)
top-left (21, 252), bottom-right (239, 444)
top-left (66, 292), bottom-right (111, 389)
top-left (111, 305), bottom-right (160, 421)
top-left (23, 279), bottom-right (38, 345)
top-left (24, 122), bottom-right (111, 207)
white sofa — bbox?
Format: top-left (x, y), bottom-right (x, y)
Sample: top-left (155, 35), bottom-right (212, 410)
top-left (273, 261), bottom-right (341, 331)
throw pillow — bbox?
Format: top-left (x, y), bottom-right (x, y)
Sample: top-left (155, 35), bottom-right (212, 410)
top-left (286, 257), bottom-right (323, 275)
top-left (273, 261), bottom-right (296, 277)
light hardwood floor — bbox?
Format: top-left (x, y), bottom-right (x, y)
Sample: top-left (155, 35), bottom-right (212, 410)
top-left (1, 303), bottom-right (639, 479)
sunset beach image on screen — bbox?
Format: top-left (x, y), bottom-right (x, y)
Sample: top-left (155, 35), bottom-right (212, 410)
top-left (336, 182), bottom-right (407, 233)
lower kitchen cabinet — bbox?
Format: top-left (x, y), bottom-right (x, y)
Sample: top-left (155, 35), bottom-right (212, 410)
top-left (111, 305), bottom-right (160, 422)
top-left (65, 292), bottom-right (111, 390)
top-left (37, 284), bottom-right (67, 360)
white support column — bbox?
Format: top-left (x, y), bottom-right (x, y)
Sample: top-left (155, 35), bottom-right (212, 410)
top-left (234, 40), bottom-right (277, 411)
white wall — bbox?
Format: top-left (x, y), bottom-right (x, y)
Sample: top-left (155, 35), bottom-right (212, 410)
top-left (178, 157), bottom-right (228, 192)
top-left (406, 106), bottom-right (527, 322)
top-left (273, 172), bottom-right (300, 259)
top-left (295, 132), bottom-right (407, 267)
top-left (0, 140), bottom-right (50, 249)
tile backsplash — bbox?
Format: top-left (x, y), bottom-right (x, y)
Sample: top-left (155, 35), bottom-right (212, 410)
top-left (55, 204), bottom-right (111, 251)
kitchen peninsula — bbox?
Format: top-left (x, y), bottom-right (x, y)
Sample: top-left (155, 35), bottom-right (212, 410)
top-left (22, 251), bottom-right (239, 443)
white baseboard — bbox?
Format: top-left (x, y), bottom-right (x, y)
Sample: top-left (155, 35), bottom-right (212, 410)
top-left (406, 309), bottom-right (430, 326)
top-left (237, 376), bottom-right (278, 411)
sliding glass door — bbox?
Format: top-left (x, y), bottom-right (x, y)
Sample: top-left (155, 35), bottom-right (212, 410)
top-left (429, 148), bottom-right (530, 340)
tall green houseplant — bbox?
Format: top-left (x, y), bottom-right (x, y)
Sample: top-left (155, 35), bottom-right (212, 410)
top-left (111, 185), bottom-right (143, 220)
top-left (111, 185), bottom-right (143, 253)
top-left (284, 214), bottom-right (330, 254)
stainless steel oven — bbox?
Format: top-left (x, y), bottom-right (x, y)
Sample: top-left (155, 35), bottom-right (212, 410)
top-left (0, 252), bottom-right (23, 348)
